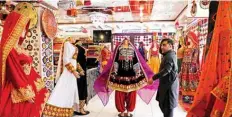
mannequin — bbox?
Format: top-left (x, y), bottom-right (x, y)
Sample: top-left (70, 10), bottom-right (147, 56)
top-left (43, 37), bottom-right (80, 117)
top-left (148, 40), bottom-right (160, 74)
top-left (138, 42), bottom-right (147, 60)
top-left (99, 45), bottom-right (111, 73)
top-left (179, 32), bottom-right (200, 111)
top-left (94, 38), bottom-right (158, 117)
top-left (74, 40), bottom-right (90, 115)
top-left (177, 36), bottom-right (185, 73)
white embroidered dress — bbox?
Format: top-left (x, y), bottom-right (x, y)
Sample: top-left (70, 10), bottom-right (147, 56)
top-left (47, 41), bottom-right (79, 109)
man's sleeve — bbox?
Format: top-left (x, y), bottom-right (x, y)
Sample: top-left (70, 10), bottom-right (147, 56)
top-left (152, 57), bottom-right (173, 80)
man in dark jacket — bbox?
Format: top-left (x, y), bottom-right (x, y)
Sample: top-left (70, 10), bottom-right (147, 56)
top-left (148, 38), bottom-right (179, 117)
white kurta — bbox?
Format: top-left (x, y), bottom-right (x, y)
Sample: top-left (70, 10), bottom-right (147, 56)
top-left (47, 42), bottom-right (79, 108)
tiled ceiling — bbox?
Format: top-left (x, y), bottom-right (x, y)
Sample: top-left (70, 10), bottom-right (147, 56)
top-left (57, 0), bottom-right (188, 23)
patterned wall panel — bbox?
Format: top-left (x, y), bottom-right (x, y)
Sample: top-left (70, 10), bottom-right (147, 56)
top-left (41, 35), bottom-right (54, 91)
top-left (23, 24), bottom-right (41, 73)
top-left (22, 6), bottom-right (55, 91)
top-left (112, 33), bottom-right (154, 50)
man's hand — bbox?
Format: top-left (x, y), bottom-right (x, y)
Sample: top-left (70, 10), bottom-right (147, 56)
top-left (73, 71), bottom-right (80, 78)
top-left (147, 78), bottom-right (153, 85)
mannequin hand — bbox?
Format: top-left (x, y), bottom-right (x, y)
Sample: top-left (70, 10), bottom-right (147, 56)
top-left (28, 97), bottom-right (35, 103)
top-left (147, 78), bottom-right (153, 85)
top-left (73, 71), bottom-right (80, 78)
top-left (80, 71), bottom-right (85, 76)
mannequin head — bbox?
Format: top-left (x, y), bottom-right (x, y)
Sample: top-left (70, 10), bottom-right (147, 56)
top-left (186, 32), bottom-right (198, 48)
top-left (139, 42), bottom-right (144, 48)
top-left (150, 40), bottom-right (158, 49)
top-left (123, 38), bottom-right (129, 46)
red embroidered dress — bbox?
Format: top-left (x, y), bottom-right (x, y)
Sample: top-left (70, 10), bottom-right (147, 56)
top-left (0, 12), bottom-right (49, 117)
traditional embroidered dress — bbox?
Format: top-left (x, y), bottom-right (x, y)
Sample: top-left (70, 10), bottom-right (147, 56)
top-left (177, 37), bottom-right (185, 73)
top-left (94, 39), bottom-right (159, 112)
top-left (43, 41), bottom-right (79, 117)
top-left (187, 2), bottom-right (232, 117)
top-left (179, 32), bottom-right (200, 111)
top-left (177, 46), bottom-right (185, 73)
top-left (148, 43), bottom-right (160, 74)
top-left (100, 47), bottom-right (111, 73)
top-left (138, 46), bottom-right (147, 60)
top-left (0, 12), bottom-right (49, 117)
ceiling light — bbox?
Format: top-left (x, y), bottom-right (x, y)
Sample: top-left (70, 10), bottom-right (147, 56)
top-left (89, 12), bottom-right (107, 26)
top-left (73, 18), bottom-right (76, 23)
top-left (100, 34), bottom-right (104, 40)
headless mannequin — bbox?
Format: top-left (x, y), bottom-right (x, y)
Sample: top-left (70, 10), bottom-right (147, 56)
top-left (120, 39), bottom-right (131, 117)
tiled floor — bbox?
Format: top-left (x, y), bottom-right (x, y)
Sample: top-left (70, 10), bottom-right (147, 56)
top-left (74, 92), bottom-right (187, 117)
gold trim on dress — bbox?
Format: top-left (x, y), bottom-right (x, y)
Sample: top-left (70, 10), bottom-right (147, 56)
top-left (40, 92), bottom-right (50, 116)
top-left (108, 78), bottom-right (147, 92)
top-left (65, 63), bottom-right (75, 73)
top-left (72, 53), bottom-right (78, 59)
top-left (34, 78), bottom-right (46, 92)
top-left (43, 103), bottom-right (74, 117)
top-left (1, 15), bottom-right (29, 86)
top-left (76, 63), bottom-right (84, 73)
top-left (22, 63), bottom-right (32, 75)
top-left (11, 85), bottom-right (35, 103)
top-left (212, 110), bottom-right (223, 117)
top-left (211, 76), bottom-right (229, 103)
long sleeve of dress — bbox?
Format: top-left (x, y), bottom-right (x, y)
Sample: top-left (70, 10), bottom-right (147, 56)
top-left (113, 50), bottom-right (119, 74)
top-left (6, 49), bottom-right (35, 103)
top-left (152, 57), bottom-right (173, 80)
top-left (63, 42), bottom-right (75, 73)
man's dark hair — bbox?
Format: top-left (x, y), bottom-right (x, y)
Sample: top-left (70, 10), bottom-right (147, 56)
top-left (160, 38), bottom-right (174, 46)
top-left (159, 38), bottom-right (174, 54)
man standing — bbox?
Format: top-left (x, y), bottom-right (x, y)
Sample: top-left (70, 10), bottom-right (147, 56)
top-left (148, 38), bottom-right (179, 117)
top-left (74, 40), bottom-right (90, 115)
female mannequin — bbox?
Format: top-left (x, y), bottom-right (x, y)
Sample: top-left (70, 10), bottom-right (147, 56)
top-left (138, 42), bottom-right (147, 60)
top-left (177, 36), bottom-right (185, 73)
top-left (99, 45), bottom-right (111, 73)
top-left (94, 38), bottom-right (158, 117)
top-left (43, 37), bottom-right (81, 117)
top-left (179, 32), bottom-right (200, 111)
top-left (148, 40), bottom-right (160, 74)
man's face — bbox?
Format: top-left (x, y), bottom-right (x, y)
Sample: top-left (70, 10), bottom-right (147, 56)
top-left (160, 41), bottom-right (172, 53)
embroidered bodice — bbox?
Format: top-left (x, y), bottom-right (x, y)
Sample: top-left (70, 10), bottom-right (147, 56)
top-left (101, 49), bottom-right (111, 62)
top-left (182, 48), bottom-right (198, 63)
top-left (118, 45), bottom-right (134, 61)
top-left (19, 54), bottom-right (33, 75)
top-left (13, 47), bottom-right (33, 75)
top-left (150, 49), bottom-right (159, 56)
